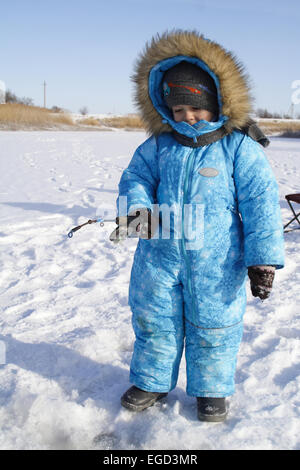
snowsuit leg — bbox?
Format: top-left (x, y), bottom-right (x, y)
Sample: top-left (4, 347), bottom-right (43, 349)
top-left (129, 283), bottom-right (185, 393)
top-left (130, 281), bottom-right (244, 396)
top-left (128, 240), bottom-right (246, 396)
top-left (185, 320), bottom-right (244, 397)
top-left (128, 242), bottom-right (185, 393)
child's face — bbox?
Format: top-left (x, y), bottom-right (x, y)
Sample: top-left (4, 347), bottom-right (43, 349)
top-left (172, 105), bottom-right (214, 125)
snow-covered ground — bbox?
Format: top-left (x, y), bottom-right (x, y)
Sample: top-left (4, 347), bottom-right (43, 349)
top-left (0, 131), bottom-right (299, 450)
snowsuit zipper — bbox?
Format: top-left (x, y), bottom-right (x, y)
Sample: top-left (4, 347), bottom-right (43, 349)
top-left (181, 149), bottom-right (197, 324)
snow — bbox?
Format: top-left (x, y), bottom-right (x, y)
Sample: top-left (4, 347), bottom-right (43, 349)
top-left (0, 131), bottom-right (299, 450)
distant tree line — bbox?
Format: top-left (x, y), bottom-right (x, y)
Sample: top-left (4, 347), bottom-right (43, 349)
top-left (5, 89), bottom-right (65, 113)
top-left (5, 89), bottom-right (34, 106)
top-left (256, 108), bottom-right (300, 119)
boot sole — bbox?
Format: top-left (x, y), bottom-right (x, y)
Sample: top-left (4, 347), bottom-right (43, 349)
top-left (198, 410), bottom-right (228, 422)
top-left (121, 393), bottom-right (167, 412)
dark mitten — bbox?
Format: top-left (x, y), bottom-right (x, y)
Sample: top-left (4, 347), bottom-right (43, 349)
top-left (110, 208), bottom-right (156, 243)
top-left (248, 265), bottom-right (275, 300)
top-left (128, 208), bottom-right (153, 239)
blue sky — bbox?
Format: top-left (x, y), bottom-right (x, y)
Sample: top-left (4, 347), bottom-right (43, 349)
top-left (1, 0), bottom-right (299, 115)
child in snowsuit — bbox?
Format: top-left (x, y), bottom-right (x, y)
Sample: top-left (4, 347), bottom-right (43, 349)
top-left (111, 31), bottom-right (285, 422)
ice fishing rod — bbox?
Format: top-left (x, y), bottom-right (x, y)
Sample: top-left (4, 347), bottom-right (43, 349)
top-left (67, 214), bottom-right (141, 241)
top-left (67, 216), bottom-right (115, 238)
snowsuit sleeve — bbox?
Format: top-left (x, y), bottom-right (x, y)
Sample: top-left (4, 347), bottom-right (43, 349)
top-left (117, 136), bottom-right (159, 216)
top-left (234, 135), bottom-right (285, 269)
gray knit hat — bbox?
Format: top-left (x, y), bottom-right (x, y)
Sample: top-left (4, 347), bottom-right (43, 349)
top-left (162, 61), bottom-right (218, 115)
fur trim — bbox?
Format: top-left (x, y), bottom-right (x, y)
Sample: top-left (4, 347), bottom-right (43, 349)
top-left (132, 30), bottom-right (253, 135)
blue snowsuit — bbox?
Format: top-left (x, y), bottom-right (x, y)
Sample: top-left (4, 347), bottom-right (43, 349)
top-left (117, 44), bottom-right (285, 398)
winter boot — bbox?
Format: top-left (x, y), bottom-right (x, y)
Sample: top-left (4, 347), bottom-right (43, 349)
top-left (197, 397), bottom-right (228, 422)
top-left (121, 386), bottom-right (168, 412)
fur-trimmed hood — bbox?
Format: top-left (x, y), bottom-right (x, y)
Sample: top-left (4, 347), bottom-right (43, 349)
top-left (132, 30), bottom-right (253, 137)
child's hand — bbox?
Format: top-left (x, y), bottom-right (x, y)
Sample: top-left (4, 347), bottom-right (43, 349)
top-left (128, 208), bottom-right (153, 239)
top-left (109, 208), bottom-right (156, 243)
top-left (248, 265), bottom-right (275, 300)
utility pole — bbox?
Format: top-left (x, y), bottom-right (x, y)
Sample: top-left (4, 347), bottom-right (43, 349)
top-left (0, 80), bottom-right (5, 104)
top-left (43, 80), bottom-right (47, 108)
top-left (287, 102), bottom-right (294, 119)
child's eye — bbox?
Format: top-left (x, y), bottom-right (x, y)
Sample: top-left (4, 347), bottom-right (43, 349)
top-left (174, 109), bottom-right (182, 113)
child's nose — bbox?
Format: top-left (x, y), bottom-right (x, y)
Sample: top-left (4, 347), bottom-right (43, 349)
top-left (184, 110), bottom-right (195, 122)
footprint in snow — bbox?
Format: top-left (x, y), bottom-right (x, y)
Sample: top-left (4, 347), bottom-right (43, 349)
top-left (276, 328), bottom-right (300, 339)
top-left (82, 193), bottom-right (95, 205)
